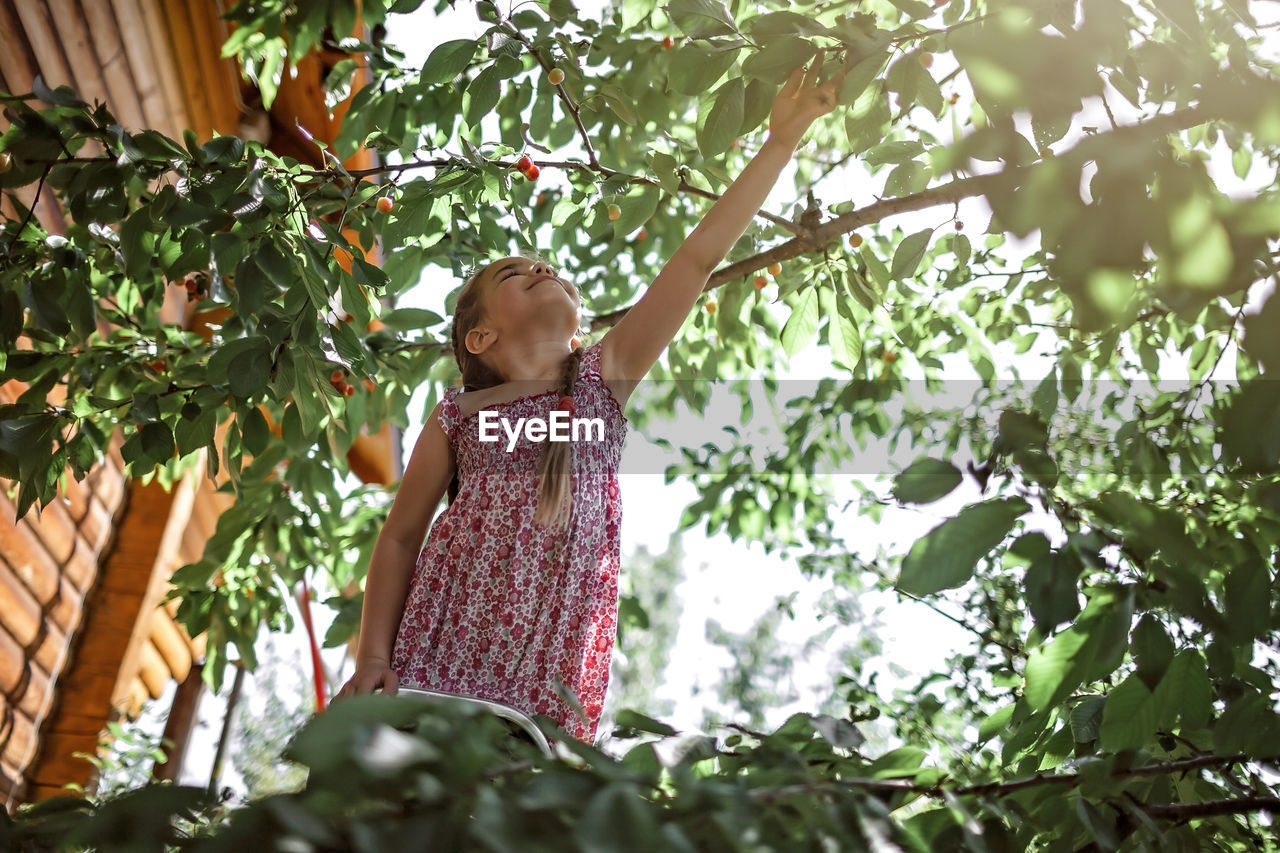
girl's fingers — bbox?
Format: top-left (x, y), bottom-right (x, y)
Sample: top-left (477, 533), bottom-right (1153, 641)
top-left (782, 65), bottom-right (803, 99)
top-left (803, 49), bottom-right (824, 90)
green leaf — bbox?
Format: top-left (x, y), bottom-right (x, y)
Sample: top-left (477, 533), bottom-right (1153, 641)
top-left (838, 51), bottom-right (889, 106)
top-left (199, 135), bottom-right (245, 166)
top-left (897, 497), bottom-right (1028, 595)
top-left (780, 286), bottom-right (819, 356)
top-left (380, 307), bottom-right (444, 331)
top-left (224, 338), bottom-right (274, 400)
top-left (891, 457), bottom-right (963, 504)
top-left (1023, 625), bottom-right (1092, 713)
top-left (1025, 549), bottom-right (1082, 634)
top-left (866, 746), bottom-right (926, 778)
top-left (1152, 649), bottom-right (1212, 731)
top-left (828, 310), bottom-right (862, 370)
top-left (240, 405), bottom-right (271, 456)
top-left (744, 10), bottom-right (833, 38)
top-left (464, 64), bottom-right (502, 128)
top-left (1069, 696), bottom-right (1105, 744)
top-left (667, 45), bottom-right (739, 96)
top-left (1223, 559), bottom-right (1271, 642)
top-left (741, 36), bottom-right (815, 85)
top-left (977, 703), bottom-right (1016, 746)
top-left (697, 77), bottom-right (745, 158)
top-left (613, 709), bottom-right (678, 737)
top-left (422, 39), bottom-right (478, 84)
top-left (664, 0), bottom-right (737, 38)
top-left (614, 186), bottom-right (661, 236)
top-left (889, 228), bottom-right (931, 281)
top-left (1099, 674), bottom-right (1157, 752)
top-left (1130, 614), bottom-right (1174, 691)
top-left (140, 421), bottom-right (175, 465)
top-left (863, 140), bottom-right (925, 166)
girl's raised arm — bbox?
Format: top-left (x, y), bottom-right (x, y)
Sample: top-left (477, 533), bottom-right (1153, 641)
top-left (601, 51), bottom-right (850, 385)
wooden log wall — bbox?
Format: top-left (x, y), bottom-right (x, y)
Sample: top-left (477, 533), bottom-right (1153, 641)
top-left (1, 0), bottom-right (395, 810)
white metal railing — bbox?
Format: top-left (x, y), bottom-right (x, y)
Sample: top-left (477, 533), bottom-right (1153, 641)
top-left (382, 686), bottom-right (555, 758)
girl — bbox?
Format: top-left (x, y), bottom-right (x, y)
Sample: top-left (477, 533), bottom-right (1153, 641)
top-left (335, 53), bottom-right (849, 745)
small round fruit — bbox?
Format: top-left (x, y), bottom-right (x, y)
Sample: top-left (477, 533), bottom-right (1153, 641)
top-left (662, 36), bottom-right (674, 49)
top-left (767, 262), bottom-right (782, 276)
top-left (515, 155), bottom-right (533, 172)
top-left (635, 228), bottom-right (647, 241)
top-left (919, 53), bottom-right (933, 68)
top-left (607, 203), bottom-right (621, 221)
top-left (525, 164), bottom-right (540, 181)
top-left (954, 220), bottom-right (964, 231)
top-left (341, 383), bottom-right (356, 398)
top-left (330, 369), bottom-right (345, 384)
top-left (849, 233), bottom-right (864, 248)
top-left (363, 378), bottom-right (377, 392)
top-left (376, 196), bottom-right (394, 214)
top-left (754, 276), bottom-right (768, 290)
top-left (705, 299), bottom-right (717, 314)
top-left (184, 278), bottom-right (197, 292)
top-left (548, 68), bottom-right (565, 85)
top-left (0, 151), bottom-right (11, 173)
top-left (882, 351), bottom-right (898, 364)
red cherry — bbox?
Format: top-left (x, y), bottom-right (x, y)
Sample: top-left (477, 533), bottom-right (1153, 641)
top-left (662, 36), bottom-right (674, 49)
top-left (525, 165), bottom-right (540, 181)
top-left (515, 155), bottom-right (533, 172)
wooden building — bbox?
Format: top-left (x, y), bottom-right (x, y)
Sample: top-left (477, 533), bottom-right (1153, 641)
top-left (0, 0), bottom-right (397, 809)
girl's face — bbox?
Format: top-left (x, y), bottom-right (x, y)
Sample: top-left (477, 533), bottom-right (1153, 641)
top-left (477, 256), bottom-right (580, 342)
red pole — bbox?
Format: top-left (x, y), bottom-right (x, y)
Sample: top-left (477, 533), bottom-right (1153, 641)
top-left (298, 574), bottom-right (328, 713)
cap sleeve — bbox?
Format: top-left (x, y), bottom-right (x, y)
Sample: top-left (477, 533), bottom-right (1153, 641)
top-left (578, 340), bottom-right (603, 380)
top-left (435, 386), bottom-right (463, 440)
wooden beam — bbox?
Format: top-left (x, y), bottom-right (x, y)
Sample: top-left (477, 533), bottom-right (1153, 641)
top-left (76, 0), bottom-right (148, 131)
top-left (151, 658), bottom-right (203, 783)
top-left (155, 0), bottom-right (213, 141)
top-left (44, 0), bottom-right (145, 129)
top-left (18, 0), bottom-right (110, 108)
top-left (107, 454), bottom-right (200, 711)
top-left (22, 473), bottom-right (179, 797)
top-left (187, 0), bottom-right (242, 136)
top-left (104, 0), bottom-right (173, 134)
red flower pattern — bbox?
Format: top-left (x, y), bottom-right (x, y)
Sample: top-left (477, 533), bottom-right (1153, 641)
top-left (391, 342), bottom-right (628, 744)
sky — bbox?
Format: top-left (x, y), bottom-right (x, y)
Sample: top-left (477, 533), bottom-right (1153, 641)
top-left (124, 0), bottom-right (1279, 800)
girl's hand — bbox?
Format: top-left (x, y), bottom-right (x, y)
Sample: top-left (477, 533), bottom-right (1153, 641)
top-left (335, 660), bottom-right (399, 700)
top-left (767, 49), bottom-right (850, 148)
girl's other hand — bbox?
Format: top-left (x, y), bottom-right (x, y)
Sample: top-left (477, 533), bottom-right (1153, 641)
top-left (767, 49), bottom-right (850, 148)
top-left (335, 660), bottom-right (399, 700)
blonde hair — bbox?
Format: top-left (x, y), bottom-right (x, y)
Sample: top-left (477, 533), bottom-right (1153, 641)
top-left (447, 251), bottom-right (585, 529)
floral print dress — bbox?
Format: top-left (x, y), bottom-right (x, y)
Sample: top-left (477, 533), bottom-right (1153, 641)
top-left (391, 340), bottom-right (628, 744)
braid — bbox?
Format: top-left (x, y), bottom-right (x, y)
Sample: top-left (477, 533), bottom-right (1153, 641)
top-left (532, 345), bottom-right (585, 529)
